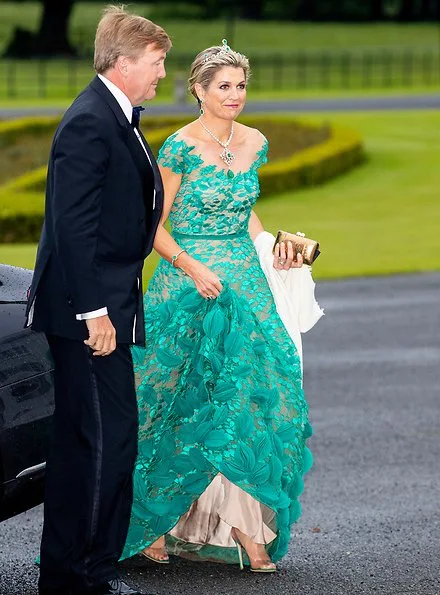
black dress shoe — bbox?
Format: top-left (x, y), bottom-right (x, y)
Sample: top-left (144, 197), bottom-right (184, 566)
top-left (93, 578), bottom-right (153, 595)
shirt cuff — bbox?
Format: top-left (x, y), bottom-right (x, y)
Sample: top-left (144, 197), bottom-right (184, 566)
top-left (76, 307), bottom-right (108, 321)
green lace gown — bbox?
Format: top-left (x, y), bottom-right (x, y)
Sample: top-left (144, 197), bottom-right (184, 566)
top-left (122, 132), bottom-right (313, 565)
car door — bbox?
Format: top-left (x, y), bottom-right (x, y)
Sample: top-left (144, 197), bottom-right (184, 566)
top-left (0, 264), bottom-right (54, 520)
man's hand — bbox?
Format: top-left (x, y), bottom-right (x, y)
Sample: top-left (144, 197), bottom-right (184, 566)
top-left (84, 315), bottom-right (116, 356)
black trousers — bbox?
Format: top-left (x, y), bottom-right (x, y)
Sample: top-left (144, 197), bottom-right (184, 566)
top-left (39, 336), bottom-right (138, 593)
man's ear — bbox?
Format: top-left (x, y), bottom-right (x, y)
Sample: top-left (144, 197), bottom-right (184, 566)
top-left (116, 55), bottom-right (129, 76)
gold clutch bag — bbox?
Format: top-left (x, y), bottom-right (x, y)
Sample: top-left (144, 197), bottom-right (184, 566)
top-left (272, 230), bottom-right (321, 265)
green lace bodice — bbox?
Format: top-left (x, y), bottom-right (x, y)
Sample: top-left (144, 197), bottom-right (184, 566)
top-left (157, 132), bottom-right (268, 236)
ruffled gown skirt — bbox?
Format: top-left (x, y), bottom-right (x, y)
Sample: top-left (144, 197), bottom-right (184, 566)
top-left (122, 231), bottom-right (313, 565)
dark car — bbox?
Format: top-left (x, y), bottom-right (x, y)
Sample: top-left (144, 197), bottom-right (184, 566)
top-left (0, 263), bottom-right (54, 521)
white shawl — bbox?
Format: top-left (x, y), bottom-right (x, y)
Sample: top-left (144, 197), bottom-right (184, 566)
top-left (254, 231), bottom-right (324, 366)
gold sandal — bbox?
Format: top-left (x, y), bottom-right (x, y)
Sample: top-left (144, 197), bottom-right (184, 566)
top-left (141, 544), bottom-right (169, 564)
top-left (231, 528), bottom-right (277, 573)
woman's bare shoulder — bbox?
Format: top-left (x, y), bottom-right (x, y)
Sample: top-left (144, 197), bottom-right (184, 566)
top-left (172, 121), bottom-right (203, 145)
top-left (236, 122), bottom-right (267, 149)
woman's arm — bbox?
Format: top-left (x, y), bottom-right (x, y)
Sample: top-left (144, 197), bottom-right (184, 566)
top-left (249, 210), bottom-right (303, 270)
top-left (248, 210), bottom-right (265, 241)
top-left (152, 165), bottom-right (184, 262)
top-left (153, 165), bottom-right (223, 299)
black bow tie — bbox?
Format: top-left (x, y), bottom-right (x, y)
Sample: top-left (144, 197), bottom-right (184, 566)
top-left (131, 106), bottom-right (145, 129)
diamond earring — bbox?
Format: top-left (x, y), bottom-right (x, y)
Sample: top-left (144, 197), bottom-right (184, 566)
top-left (199, 98), bottom-right (204, 116)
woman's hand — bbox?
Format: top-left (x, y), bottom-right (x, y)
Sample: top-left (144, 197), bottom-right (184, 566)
top-left (179, 256), bottom-right (223, 300)
top-left (273, 241), bottom-right (304, 270)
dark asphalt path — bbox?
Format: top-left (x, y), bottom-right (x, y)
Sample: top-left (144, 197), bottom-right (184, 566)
top-left (1, 273), bottom-right (439, 595)
top-left (1, 92), bottom-right (439, 119)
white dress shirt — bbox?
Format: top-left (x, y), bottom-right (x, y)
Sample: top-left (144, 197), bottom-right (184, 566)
top-left (76, 75), bottom-right (154, 321)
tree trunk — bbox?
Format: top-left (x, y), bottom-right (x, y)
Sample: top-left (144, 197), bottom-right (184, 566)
top-left (4, 0), bottom-right (76, 58)
top-left (36, 0), bottom-right (76, 55)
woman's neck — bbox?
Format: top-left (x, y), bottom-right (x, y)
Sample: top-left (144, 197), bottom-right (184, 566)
top-left (198, 114), bottom-right (234, 144)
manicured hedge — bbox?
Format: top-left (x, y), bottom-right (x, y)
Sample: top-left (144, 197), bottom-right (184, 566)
top-left (0, 191), bottom-right (44, 243)
top-left (1, 165), bottom-right (47, 193)
top-left (0, 116), bottom-right (61, 146)
top-left (259, 124), bottom-right (364, 195)
top-left (0, 114), bottom-right (330, 172)
top-left (0, 115), bottom-right (363, 242)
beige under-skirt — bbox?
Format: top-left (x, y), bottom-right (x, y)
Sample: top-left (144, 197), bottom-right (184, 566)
top-left (169, 473), bottom-right (277, 548)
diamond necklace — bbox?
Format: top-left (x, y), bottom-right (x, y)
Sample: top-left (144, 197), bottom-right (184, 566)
top-left (198, 117), bottom-right (235, 167)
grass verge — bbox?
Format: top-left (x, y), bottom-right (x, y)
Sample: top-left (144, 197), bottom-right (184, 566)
top-left (1, 109), bottom-right (439, 282)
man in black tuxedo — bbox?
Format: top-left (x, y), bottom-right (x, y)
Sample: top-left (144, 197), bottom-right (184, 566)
top-left (25, 7), bottom-right (171, 595)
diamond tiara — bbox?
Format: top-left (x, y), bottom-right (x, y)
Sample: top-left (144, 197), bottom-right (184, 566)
top-left (202, 39), bottom-right (232, 64)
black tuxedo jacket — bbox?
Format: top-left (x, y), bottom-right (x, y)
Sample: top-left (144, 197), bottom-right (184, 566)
top-left (26, 76), bottom-right (164, 344)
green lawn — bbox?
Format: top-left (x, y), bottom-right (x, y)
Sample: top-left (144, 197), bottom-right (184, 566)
top-left (2, 109), bottom-right (439, 281)
top-left (2, 55), bottom-right (439, 101)
top-left (0, 244), bottom-right (161, 285)
top-left (1, 3), bottom-right (439, 99)
top-left (256, 109), bottom-right (440, 279)
top-left (2, 54), bottom-right (439, 101)
top-left (1, 3), bottom-right (439, 53)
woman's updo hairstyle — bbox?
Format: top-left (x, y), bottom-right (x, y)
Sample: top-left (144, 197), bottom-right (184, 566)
top-left (188, 40), bottom-right (250, 104)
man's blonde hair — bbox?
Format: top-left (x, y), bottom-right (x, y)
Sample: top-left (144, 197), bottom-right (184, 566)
top-left (94, 5), bottom-right (172, 74)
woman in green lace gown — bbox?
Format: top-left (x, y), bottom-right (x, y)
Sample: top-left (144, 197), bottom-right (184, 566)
top-left (122, 42), bottom-right (313, 571)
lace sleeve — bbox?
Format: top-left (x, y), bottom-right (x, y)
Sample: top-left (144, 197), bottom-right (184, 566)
top-left (157, 134), bottom-right (185, 174)
top-left (256, 136), bottom-right (269, 169)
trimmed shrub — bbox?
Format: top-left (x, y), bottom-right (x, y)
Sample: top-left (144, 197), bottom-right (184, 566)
top-left (0, 116), bottom-right (61, 186)
top-left (259, 125), bottom-right (364, 196)
top-left (0, 191), bottom-right (45, 243)
top-left (0, 115), bottom-right (363, 243)
top-left (0, 116), bottom-right (61, 146)
top-left (0, 114), bottom-right (330, 173)
top-left (1, 165), bottom-right (48, 193)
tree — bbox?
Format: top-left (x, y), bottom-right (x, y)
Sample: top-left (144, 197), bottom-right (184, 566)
top-left (420, 0), bottom-right (438, 19)
top-left (398, 0), bottom-right (415, 21)
top-left (240, 0), bottom-right (265, 20)
top-left (4, 0), bottom-right (76, 58)
top-left (371, 0), bottom-right (385, 20)
top-left (297, 0), bottom-right (317, 20)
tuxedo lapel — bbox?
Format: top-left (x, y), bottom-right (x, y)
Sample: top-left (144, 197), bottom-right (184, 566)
top-left (139, 129), bottom-right (160, 183)
top-left (126, 126), bottom-right (156, 196)
top-left (137, 129), bottom-right (164, 256)
top-left (138, 128), bottom-right (164, 212)
top-left (89, 76), bottom-right (156, 207)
